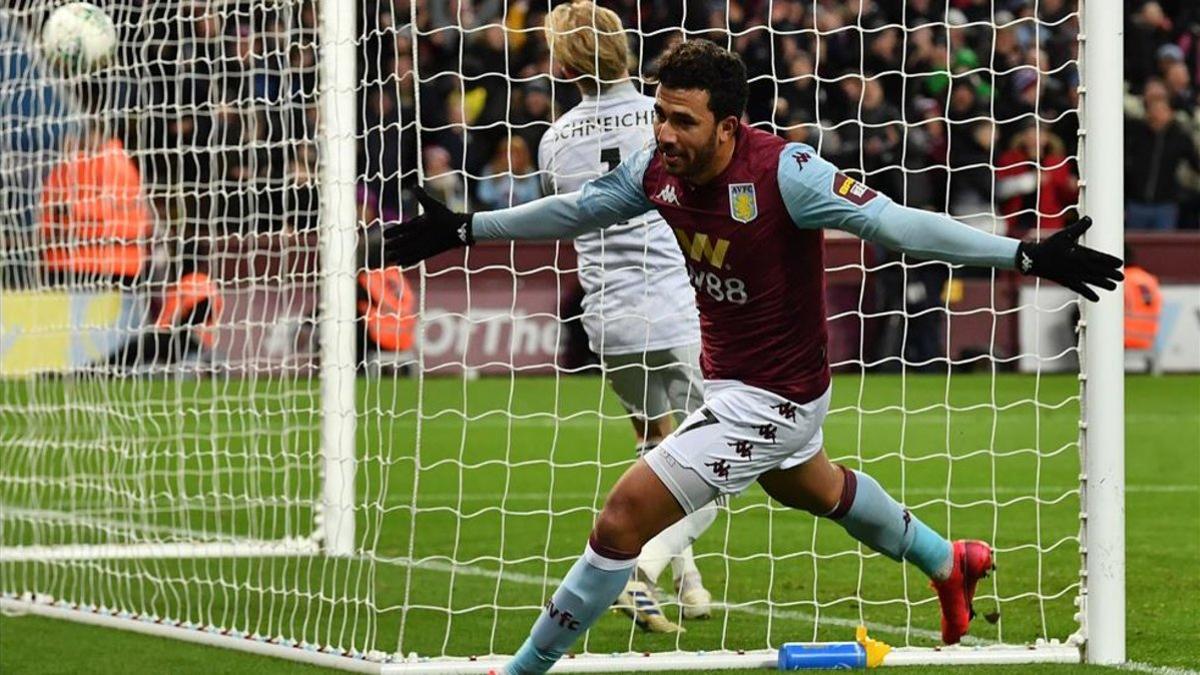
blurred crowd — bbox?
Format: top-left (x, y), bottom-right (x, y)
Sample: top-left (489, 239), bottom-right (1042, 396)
top-left (362, 0), bottom-right (1199, 232)
top-left (13, 0), bottom-right (1200, 249)
top-left (2, 0), bottom-right (1190, 372)
top-left (1124, 0), bottom-right (1200, 230)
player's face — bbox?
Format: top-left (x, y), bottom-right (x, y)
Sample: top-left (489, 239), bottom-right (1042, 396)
top-left (653, 87), bottom-right (736, 180)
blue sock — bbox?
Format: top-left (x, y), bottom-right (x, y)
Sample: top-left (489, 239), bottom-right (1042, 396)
top-left (826, 467), bottom-right (953, 580)
top-left (505, 538), bottom-right (637, 675)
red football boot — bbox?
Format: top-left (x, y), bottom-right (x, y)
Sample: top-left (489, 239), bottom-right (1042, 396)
top-left (930, 540), bottom-right (994, 644)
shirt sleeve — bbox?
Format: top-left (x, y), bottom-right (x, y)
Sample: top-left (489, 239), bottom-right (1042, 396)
top-left (776, 143), bottom-right (1018, 269)
top-left (472, 144), bottom-right (655, 241)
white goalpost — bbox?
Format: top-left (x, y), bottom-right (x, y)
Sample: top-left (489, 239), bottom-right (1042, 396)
top-left (0, 0), bottom-right (1123, 672)
top-left (1078, 0), bottom-right (1125, 664)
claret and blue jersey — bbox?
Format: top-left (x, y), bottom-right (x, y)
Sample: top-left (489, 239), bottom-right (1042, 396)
top-left (638, 126), bottom-right (834, 404)
top-left (473, 124), bottom-right (1019, 405)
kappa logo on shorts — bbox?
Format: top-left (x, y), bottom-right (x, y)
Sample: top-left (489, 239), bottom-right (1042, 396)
top-left (729, 183), bottom-right (758, 223)
top-left (831, 172), bottom-right (878, 206)
top-left (704, 458), bottom-right (732, 479)
top-left (771, 401), bottom-right (798, 422)
top-left (755, 423), bottom-right (778, 443)
top-left (728, 439), bottom-right (754, 459)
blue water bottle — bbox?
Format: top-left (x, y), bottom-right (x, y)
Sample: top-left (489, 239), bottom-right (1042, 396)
top-left (777, 626), bottom-right (891, 671)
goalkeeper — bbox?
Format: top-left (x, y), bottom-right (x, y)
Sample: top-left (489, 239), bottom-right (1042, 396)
top-left (384, 40), bottom-right (1122, 674)
top-left (536, 1), bottom-right (717, 632)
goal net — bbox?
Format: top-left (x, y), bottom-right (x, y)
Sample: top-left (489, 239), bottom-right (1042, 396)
top-left (0, 0), bottom-right (1122, 671)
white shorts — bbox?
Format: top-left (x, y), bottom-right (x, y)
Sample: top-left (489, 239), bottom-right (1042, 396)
top-left (602, 343), bottom-right (703, 422)
top-left (644, 380), bottom-right (831, 512)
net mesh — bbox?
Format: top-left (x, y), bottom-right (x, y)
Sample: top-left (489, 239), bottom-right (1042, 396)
top-left (1, 0), bottom-right (1084, 664)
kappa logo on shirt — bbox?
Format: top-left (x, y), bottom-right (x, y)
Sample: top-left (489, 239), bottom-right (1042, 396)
top-left (656, 184), bottom-right (680, 205)
top-left (831, 172), bottom-right (878, 207)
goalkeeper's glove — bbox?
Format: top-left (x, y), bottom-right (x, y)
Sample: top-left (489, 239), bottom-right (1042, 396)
top-left (382, 186), bottom-right (474, 268)
top-left (1015, 216), bottom-right (1123, 302)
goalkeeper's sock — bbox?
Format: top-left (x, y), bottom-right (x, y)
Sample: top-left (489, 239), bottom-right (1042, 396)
top-left (637, 501), bottom-right (717, 584)
top-left (825, 466), bottom-right (953, 581)
top-left (505, 537), bottom-right (637, 675)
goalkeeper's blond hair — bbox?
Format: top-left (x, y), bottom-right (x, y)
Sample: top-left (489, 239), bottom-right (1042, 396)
top-left (545, 0), bottom-right (630, 94)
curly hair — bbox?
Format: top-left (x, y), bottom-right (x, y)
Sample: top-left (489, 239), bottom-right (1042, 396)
top-left (654, 39), bottom-right (748, 122)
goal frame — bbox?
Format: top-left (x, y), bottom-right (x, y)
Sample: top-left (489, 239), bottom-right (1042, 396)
top-left (0, 0), bottom-right (1124, 670)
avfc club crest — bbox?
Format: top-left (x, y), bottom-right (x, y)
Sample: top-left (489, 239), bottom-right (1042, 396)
top-left (728, 183), bottom-right (758, 223)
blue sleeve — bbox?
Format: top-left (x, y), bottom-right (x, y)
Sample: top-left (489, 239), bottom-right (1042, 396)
top-left (472, 145), bottom-right (655, 241)
top-left (776, 143), bottom-right (1018, 269)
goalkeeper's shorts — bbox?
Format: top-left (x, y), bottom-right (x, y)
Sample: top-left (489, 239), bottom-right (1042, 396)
top-left (644, 380), bottom-right (831, 512)
top-left (602, 343), bottom-right (703, 422)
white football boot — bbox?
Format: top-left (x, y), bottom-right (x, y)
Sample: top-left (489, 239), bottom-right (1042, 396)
top-left (613, 580), bottom-right (685, 633)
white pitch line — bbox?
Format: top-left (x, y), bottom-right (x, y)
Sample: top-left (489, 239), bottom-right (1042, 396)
top-left (1113, 662), bottom-right (1200, 675)
top-left (382, 555), bottom-right (991, 647)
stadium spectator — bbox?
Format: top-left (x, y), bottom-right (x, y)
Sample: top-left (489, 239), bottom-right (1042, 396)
top-left (997, 125), bottom-right (1078, 234)
top-left (282, 143), bottom-right (320, 232)
top-left (857, 79), bottom-right (904, 201)
top-left (363, 88), bottom-right (406, 215)
top-left (944, 80), bottom-right (998, 231)
top-left (513, 79), bottom-right (554, 156)
top-left (357, 265), bottom-right (416, 370)
top-left (780, 51), bottom-right (820, 130)
top-left (474, 136), bottom-right (542, 210)
top-left (105, 248), bottom-right (222, 375)
top-left (1123, 247), bottom-right (1163, 353)
top-left (421, 146), bottom-right (468, 213)
top-left (40, 126), bottom-right (151, 285)
top-left (905, 24), bottom-right (950, 100)
top-left (1128, 2), bottom-right (1175, 89)
top-left (423, 79), bottom-right (495, 176)
top-left (864, 26), bottom-right (905, 105)
top-left (1125, 97), bottom-right (1200, 229)
top-left (1163, 58), bottom-right (1198, 112)
top-left (898, 98), bottom-right (945, 211)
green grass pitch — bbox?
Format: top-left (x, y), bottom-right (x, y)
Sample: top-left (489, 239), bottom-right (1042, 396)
top-left (1, 373), bottom-right (1197, 674)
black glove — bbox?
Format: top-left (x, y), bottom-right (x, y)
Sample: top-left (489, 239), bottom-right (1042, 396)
top-left (382, 187), bottom-right (474, 268)
top-left (1015, 216), bottom-right (1124, 302)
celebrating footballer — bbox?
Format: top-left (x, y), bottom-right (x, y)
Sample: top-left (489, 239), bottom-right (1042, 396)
top-left (382, 23), bottom-right (1122, 675)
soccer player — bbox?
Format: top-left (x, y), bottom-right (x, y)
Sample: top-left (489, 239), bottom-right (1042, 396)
top-left (385, 41), bottom-right (1122, 674)
top-left (538, 0), bottom-right (716, 631)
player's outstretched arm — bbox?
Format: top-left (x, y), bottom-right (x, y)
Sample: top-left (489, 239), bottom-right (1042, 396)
top-left (776, 143), bottom-right (1123, 301)
top-left (381, 187), bottom-right (600, 267)
top-left (382, 147), bottom-right (655, 268)
top-left (858, 204), bottom-right (1122, 301)
top-left (1011, 216), bottom-right (1123, 301)
top-left (381, 187), bottom-right (473, 267)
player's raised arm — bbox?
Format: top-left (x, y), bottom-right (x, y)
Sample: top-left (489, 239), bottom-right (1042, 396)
top-left (380, 147), bottom-right (655, 268)
top-left (776, 144), bottom-right (1124, 301)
